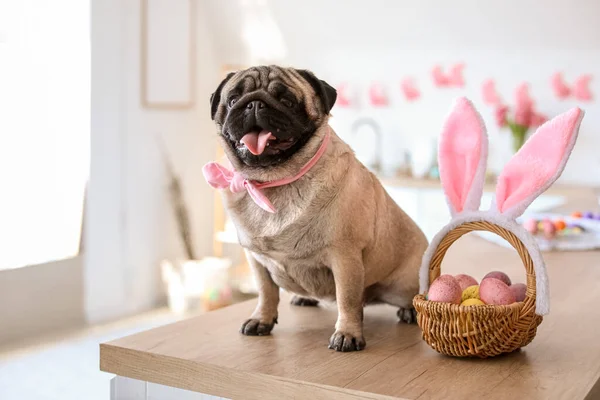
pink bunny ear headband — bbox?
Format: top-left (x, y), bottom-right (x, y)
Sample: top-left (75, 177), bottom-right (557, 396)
top-left (420, 97), bottom-right (584, 316)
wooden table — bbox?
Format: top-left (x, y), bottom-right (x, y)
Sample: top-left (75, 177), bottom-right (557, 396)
top-left (101, 189), bottom-right (600, 400)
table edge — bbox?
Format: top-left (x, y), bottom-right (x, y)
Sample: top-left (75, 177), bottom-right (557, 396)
top-left (99, 343), bottom-right (408, 400)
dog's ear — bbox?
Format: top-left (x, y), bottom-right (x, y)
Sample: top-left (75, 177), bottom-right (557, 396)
top-left (296, 69), bottom-right (337, 114)
top-left (210, 72), bottom-right (235, 120)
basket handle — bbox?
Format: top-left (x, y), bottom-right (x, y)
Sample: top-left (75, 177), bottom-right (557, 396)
top-left (427, 221), bottom-right (537, 314)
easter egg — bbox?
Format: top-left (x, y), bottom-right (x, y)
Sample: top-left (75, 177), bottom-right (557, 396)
top-left (454, 274), bottom-right (478, 291)
top-left (510, 283), bottom-right (527, 302)
top-left (571, 211), bottom-right (583, 218)
top-left (542, 220), bottom-right (557, 239)
top-left (428, 275), bottom-right (462, 304)
top-left (482, 271), bottom-right (512, 286)
top-left (594, 214), bottom-right (600, 221)
top-left (461, 285), bottom-right (480, 302)
top-left (523, 218), bottom-right (538, 234)
top-left (553, 219), bottom-right (566, 231)
top-left (479, 278), bottom-right (516, 305)
top-left (461, 298), bottom-right (485, 306)
top-left (583, 211), bottom-right (594, 219)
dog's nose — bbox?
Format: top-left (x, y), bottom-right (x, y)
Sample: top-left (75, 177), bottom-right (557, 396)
top-left (246, 100), bottom-right (265, 110)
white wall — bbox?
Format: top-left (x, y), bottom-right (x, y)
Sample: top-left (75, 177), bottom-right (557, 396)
top-left (204, 0), bottom-right (600, 184)
top-left (321, 47), bottom-right (600, 183)
top-left (121, 0), bottom-right (220, 315)
top-left (87, 0), bottom-right (220, 323)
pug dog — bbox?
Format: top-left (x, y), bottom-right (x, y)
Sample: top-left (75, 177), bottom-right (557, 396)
top-left (207, 65), bottom-right (428, 352)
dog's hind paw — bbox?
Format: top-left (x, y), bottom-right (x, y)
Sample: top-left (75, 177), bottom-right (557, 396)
top-left (397, 307), bottom-right (417, 324)
top-left (290, 295), bottom-right (319, 307)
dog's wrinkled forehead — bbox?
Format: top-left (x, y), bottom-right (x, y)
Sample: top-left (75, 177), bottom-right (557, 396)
top-left (222, 66), bottom-right (321, 118)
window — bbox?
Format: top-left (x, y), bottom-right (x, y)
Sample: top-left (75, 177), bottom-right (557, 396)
top-left (0, 1), bottom-right (89, 270)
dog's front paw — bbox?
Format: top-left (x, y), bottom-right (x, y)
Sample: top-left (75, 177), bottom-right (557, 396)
top-left (240, 317), bottom-right (277, 336)
top-left (397, 307), bottom-right (417, 324)
top-left (328, 330), bottom-right (366, 352)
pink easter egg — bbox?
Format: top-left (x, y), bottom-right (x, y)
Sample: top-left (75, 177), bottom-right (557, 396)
top-left (482, 271), bottom-right (512, 286)
top-left (542, 220), bottom-right (557, 239)
top-left (480, 278), bottom-right (516, 305)
top-left (454, 274), bottom-right (478, 291)
top-left (510, 283), bottom-right (527, 302)
top-left (523, 218), bottom-right (538, 234)
top-left (428, 274), bottom-right (462, 304)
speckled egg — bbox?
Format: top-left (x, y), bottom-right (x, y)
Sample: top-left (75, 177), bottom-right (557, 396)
top-left (428, 275), bottom-right (462, 304)
top-left (571, 211), bottom-right (583, 218)
top-left (583, 211), bottom-right (595, 219)
top-left (523, 218), bottom-right (538, 234)
top-left (479, 278), bottom-right (516, 305)
top-left (482, 271), bottom-right (512, 286)
top-left (461, 285), bottom-right (480, 303)
top-left (454, 274), bottom-right (478, 291)
top-left (510, 283), bottom-right (527, 302)
top-left (461, 298), bottom-right (485, 306)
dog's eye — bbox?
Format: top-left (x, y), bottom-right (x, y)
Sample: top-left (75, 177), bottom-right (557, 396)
top-left (281, 98), bottom-right (294, 108)
top-left (228, 97), bottom-right (238, 107)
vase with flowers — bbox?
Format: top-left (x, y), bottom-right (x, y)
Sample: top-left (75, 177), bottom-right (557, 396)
top-left (494, 83), bottom-right (548, 153)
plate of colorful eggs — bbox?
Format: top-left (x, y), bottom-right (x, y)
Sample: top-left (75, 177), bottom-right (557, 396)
top-left (427, 271), bottom-right (527, 306)
top-left (475, 212), bottom-right (600, 252)
top-left (521, 212), bottom-right (598, 240)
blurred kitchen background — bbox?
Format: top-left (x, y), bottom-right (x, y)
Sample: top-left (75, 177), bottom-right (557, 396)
top-left (1, 1), bottom-right (599, 398)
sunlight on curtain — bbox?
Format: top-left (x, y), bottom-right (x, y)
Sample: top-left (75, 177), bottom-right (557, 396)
top-left (0, 0), bottom-right (89, 269)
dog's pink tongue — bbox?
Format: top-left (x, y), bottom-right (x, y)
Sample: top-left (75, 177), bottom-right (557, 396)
top-left (240, 130), bottom-right (273, 155)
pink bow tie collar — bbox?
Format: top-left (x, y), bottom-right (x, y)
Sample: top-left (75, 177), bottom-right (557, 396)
top-left (203, 129), bottom-right (331, 213)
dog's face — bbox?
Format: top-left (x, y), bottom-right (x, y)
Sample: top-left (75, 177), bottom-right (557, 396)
top-left (210, 66), bottom-right (337, 167)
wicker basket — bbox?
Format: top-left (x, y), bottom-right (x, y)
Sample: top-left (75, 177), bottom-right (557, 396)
top-left (413, 221), bottom-right (543, 358)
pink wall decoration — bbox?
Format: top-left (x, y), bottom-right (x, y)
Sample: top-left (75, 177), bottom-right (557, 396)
top-left (551, 72), bottom-right (570, 99)
top-left (572, 75), bottom-right (593, 101)
top-left (368, 83), bottom-right (389, 107)
top-left (400, 77), bottom-right (420, 101)
top-left (551, 72), bottom-right (593, 101)
top-left (481, 79), bottom-right (502, 106)
top-left (432, 63), bottom-right (465, 88)
top-left (335, 82), bottom-right (353, 107)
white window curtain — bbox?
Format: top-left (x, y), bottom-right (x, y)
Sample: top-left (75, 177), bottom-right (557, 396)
top-left (0, 1), bottom-right (89, 269)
